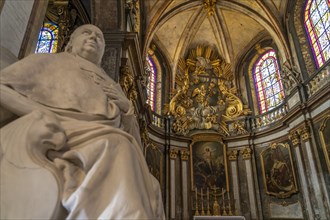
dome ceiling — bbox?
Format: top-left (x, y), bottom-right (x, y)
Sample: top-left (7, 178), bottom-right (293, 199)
top-left (143, 0), bottom-right (289, 78)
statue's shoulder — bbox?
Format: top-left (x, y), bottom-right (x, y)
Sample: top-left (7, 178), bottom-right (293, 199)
top-left (24, 52), bottom-right (71, 62)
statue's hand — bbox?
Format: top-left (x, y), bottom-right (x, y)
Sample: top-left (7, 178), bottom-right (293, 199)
top-left (103, 85), bottom-right (130, 113)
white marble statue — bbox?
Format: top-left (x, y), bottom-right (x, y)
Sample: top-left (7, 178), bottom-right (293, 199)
top-left (0, 24), bottom-right (165, 219)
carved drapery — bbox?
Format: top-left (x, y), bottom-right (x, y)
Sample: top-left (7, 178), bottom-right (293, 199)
top-left (169, 46), bottom-right (249, 136)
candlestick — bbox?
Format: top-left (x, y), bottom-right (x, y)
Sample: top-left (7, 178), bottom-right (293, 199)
top-left (228, 191), bottom-right (233, 216)
top-left (195, 187), bottom-right (199, 216)
top-left (201, 188), bottom-right (205, 215)
top-left (222, 188), bottom-right (227, 216)
top-left (207, 188), bottom-right (211, 215)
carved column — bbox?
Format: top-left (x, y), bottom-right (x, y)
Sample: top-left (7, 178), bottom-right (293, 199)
top-left (241, 147), bottom-right (257, 219)
top-left (169, 148), bottom-right (178, 219)
top-left (289, 130), bottom-right (314, 220)
top-left (228, 149), bottom-right (240, 215)
top-left (180, 149), bottom-right (189, 220)
top-left (300, 126), bottom-right (327, 219)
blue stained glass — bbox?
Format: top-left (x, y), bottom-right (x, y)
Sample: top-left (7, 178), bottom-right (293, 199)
top-left (35, 22), bottom-right (58, 53)
top-left (311, 11), bottom-right (321, 24)
top-left (319, 32), bottom-right (329, 47)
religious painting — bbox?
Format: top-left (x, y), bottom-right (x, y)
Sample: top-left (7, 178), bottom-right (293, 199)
top-left (319, 115), bottom-right (330, 173)
top-left (260, 142), bottom-right (298, 198)
top-left (190, 134), bottom-right (228, 196)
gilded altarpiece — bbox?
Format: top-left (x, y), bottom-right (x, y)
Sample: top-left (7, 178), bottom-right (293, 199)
top-left (169, 46), bottom-right (249, 136)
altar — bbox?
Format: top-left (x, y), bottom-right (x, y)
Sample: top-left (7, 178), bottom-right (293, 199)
top-left (193, 216), bottom-right (246, 220)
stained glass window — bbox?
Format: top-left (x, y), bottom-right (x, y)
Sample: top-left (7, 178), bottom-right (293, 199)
top-left (146, 55), bottom-right (157, 111)
top-left (304, 0), bottom-right (330, 68)
top-left (35, 22), bottom-right (59, 53)
top-left (253, 50), bottom-right (285, 114)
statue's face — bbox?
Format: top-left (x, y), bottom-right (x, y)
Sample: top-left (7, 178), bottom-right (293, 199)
top-left (71, 25), bottom-right (105, 65)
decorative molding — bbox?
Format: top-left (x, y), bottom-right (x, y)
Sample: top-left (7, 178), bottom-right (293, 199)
top-left (241, 147), bottom-right (252, 160)
top-left (228, 149), bottom-right (238, 161)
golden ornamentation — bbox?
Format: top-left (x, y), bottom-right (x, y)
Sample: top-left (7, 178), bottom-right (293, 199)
top-left (120, 60), bottom-right (138, 101)
top-left (203, 0), bottom-right (217, 16)
top-left (231, 120), bottom-right (248, 135)
top-left (169, 46), bottom-right (249, 136)
top-left (301, 126), bottom-right (311, 141)
top-left (289, 130), bottom-right (300, 147)
top-left (170, 148), bottom-right (179, 159)
top-left (227, 150), bottom-right (238, 161)
top-left (241, 147), bottom-right (252, 160)
top-left (180, 150), bottom-right (190, 161)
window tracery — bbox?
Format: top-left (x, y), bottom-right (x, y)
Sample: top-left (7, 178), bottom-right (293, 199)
top-left (304, 0), bottom-right (330, 68)
top-left (146, 55), bottom-right (158, 112)
top-left (253, 49), bottom-right (285, 114)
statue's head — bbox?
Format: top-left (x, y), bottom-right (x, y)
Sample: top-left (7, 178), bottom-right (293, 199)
top-left (65, 24), bottom-right (105, 66)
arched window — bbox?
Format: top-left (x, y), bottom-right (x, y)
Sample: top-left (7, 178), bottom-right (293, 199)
top-left (304, 0), bottom-right (330, 68)
top-left (253, 49), bottom-right (285, 114)
top-left (146, 55), bottom-right (157, 112)
top-left (35, 22), bottom-right (59, 53)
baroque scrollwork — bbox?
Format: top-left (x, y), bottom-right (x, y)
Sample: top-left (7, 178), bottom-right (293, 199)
top-left (169, 46), bottom-right (249, 136)
top-left (119, 61), bottom-right (138, 101)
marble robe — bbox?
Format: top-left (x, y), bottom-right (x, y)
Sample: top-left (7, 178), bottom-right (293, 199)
top-left (0, 52), bottom-right (164, 219)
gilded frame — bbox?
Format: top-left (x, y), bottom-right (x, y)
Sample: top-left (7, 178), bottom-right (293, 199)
top-left (260, 142), bottom-right (298, 198)
top-left (319, 115), bottom-right (330, 173)
top-left (190, 134), bottom-right (229, 196)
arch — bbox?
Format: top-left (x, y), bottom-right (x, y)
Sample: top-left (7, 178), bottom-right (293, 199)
top-left (253, 49), bottom-right (285, 114)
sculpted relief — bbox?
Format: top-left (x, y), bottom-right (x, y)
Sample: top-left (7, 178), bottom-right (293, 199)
top-left (169, 46), bottom-right (249, 136)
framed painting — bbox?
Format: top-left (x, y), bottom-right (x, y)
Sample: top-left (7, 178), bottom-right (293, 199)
top-left (190, 134), bottom-right (228, 196)
top-left (260, 142), bottom-right (298, 198)
top-left (319, 115), bottom-right (330, 173)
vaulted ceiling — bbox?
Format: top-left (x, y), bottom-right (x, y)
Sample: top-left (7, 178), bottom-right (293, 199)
top-left (142, 0), bottom-right (290, 81)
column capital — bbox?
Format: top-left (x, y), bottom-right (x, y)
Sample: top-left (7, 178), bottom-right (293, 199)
top-left (170, 148), bottom-right (179, 159)
top-left (241, 147), bottom-right (252, 160)
top-left (180, 149), bottom-right (190, 161)
top-left (228, 149), bottom-right (238, 161)
top-left (301, 126), bottom-right (311, 142)
top-left (289, 130), bottom-right (301, 147)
